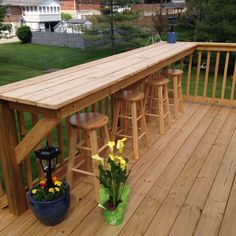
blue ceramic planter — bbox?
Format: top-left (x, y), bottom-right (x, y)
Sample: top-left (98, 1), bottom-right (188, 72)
top-left (167, 32), bottom-right (177, 44)
top-left (28, 182), bottom-right (70, 226)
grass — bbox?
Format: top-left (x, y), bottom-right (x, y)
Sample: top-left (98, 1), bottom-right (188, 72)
top-left (0, 43), bottom-right (113, 186)
top-left (0, 43), bottom-right (112, 85)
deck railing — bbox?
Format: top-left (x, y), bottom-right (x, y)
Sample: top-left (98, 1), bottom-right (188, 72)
top-left (183, 43), bottom-right (236, 106)
top-left (0, 42), bottom-right (236, 214)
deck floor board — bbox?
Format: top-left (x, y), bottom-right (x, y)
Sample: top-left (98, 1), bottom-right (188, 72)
top-left (1, 103), bottom-right (236, 236)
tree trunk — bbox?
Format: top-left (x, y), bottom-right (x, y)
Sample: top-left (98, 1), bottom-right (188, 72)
top-left (110, 0), bottom-right (115, 54)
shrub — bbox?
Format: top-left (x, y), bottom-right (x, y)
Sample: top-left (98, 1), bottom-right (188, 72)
top-left (16, 25), bottom-right (32, 43)
top-left (61, 12), bottom-right (72, 21)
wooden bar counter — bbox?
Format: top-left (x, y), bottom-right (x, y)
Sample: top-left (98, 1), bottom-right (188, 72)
top-left (0, 42), bottom-right (197, 215)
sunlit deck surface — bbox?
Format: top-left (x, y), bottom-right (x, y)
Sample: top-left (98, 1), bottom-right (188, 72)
top-left (1, 102), bottom-right (236, 236)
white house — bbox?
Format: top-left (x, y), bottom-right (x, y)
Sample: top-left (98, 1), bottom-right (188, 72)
top-left (1, 0), bottom-right (62, 32)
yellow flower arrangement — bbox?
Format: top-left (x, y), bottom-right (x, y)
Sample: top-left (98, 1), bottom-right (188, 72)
top-left (92, 138), bottom-right (130, 208)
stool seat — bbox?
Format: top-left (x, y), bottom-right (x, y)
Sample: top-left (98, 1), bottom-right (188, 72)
top-left (167, 69), bottom-right (183, 76)
top-left (70, 112), bottom-right (109, 130)
top-left (149, 78), bottom-right (169, 86)
top-left (114, 90), bottom-right (145, 102)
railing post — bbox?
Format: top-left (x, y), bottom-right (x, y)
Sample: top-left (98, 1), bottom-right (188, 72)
top-left (0, 101), bottom-right (27, 215)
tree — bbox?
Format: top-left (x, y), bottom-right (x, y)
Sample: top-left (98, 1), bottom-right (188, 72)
top-left (196, 0), bottom-right (236, 42)
top-left (0, 6), bottom-right (7, 23)
top-left (180, 0), bottom-right (236, 42)
top-left (61, 12), bottom-right (72, 21)
top-left (86, 1), bottom-right (151, 54)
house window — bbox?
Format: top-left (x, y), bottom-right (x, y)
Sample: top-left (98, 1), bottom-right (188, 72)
top-left (6, 7), bottom-right (11, 15)
top-left (39, 6), bottom-right (42, 13)
top-left (57, 7), bottom-right (60, 13)
top-left (26, 6), bottom-right (29, 12)
top-left (34, 6), bottom-right (37, 12)
top-left (47, 7), bottom-right (50, 13)
top-left (50, 6), bottom-right (53, 13)
top-left (30, 6), bottom-right (33, 12)
top-left (43, 6), bottom-right (46, 13)
top-left (54, 6), bottom-right (56, 13)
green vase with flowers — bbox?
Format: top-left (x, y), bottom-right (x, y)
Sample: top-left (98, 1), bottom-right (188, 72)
top-left (92, 138), bottom-right (131, 226)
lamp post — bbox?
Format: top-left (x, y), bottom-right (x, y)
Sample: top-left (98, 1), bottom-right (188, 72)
top-left (167, 15), bottom-right (177, 43)
top-left (34, 142), bottom-right (60, 187)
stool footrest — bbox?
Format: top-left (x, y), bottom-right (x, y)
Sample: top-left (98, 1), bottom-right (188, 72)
top-left (138, 132), bottom-right (145, 140)
top-left (98, 143), bottom-right (108, 153)
top-left (71, 168), bottom-right (94, 177)
top-left (76, 141), bottom-right (92, 151)
top-left (116, 132), bottom-right (133, 139)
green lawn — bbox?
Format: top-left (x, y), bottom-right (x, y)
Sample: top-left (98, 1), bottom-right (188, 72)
top-left (0, 43), bottom-right (113, 184)
top-left (0, 43), bottom-right (112, 85)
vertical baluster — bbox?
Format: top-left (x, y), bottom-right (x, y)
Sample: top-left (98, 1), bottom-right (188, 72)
top-left (230, 60), bottom-right (236, 100)
top-left (92, 103), bottom-right (96, 112)
top-left (46, 128), bottom-right (53, 145)
top-left (31, 113), bottom-right (44, 179)
top-left (195, 51), bottom-right (202, 96)
top-left (66, 117), bottom-right (71, 152)
top-left (186, 53), bottom-right (193, 96)
top-left (203, 51), bottom-right (211, 97)
top-left (99, 100), bottom-right (103, 113)
top-left (56, 123), bottom-right (65, 166)
top-left (221, 52), bottom-right (230, 99)
top-left (180, 58), bottom-right (184, 70)
top-left (105, 97), bottom-right (109, 116)
top-left (212, 52), bottom-right (220, 98)
top-left (16, 111), bottom-right (33, 188)
top-left (172, 62), bottom-right (175, 69)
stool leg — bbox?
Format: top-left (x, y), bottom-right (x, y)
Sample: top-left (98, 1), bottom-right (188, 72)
top-left (89, 129), bottom-right (100, 203)
top-left (173, 75), bottom-right (179, 118)
top-left (140, 100), bottom-right (149, 148)
top-left (111, 100), bottom-right (121, 140)
top-left (164, 84), bottom-right (172, 128)
top-left (131, 101), bottom-right (139, 160)
top-left (66, 127), bottom-right (78, 187)
top-left (158, 85), bottom-right (165, 135)
top-left (178, 76), bottom-right (184, 112)
top-left (85, 131), bottom-right (91, 171)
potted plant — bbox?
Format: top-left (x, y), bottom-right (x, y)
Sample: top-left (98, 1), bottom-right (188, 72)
top-left (28, 142), bottom-right (70, 226)
top-left (92, 138), bottom-right (130, 226)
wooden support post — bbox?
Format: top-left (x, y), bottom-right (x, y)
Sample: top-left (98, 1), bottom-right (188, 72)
top-left (0, 101), bottom-right (27, 215)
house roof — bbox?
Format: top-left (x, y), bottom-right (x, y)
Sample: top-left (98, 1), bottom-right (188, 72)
top-left (162, 2), bottom-right (186, 9)
top-left (0, 0), bottom-right (61, 6)
top-left (67, 19), bottom-right (92, 24)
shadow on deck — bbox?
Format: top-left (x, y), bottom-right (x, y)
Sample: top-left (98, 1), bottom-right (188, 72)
top-left (1, 102), bottom-right (236, 236)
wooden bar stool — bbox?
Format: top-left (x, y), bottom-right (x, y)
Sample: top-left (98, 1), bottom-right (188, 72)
top-left (166, 69), bottom-right (184, 118)
top-left (145, 77), bottom-right (172, 135)
top-left (66, 112), bottom-right (110, 202)
top-left (111, 90), bottom-right (149, 160)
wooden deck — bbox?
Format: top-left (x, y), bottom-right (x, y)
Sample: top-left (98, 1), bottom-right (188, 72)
top-left (1, 102), bottom-right (236, 236)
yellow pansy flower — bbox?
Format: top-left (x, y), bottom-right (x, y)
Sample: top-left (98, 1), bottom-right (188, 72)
top-left (116, 138), bottom-right (127, 153)
top-left (32, 189), bottom-right (37, 194)
top-left (54, 181), bottom-right (62, 187)
top-left (120, 159), bottom-right (126, 171)
top-left (55, 187), bottom-right (60, 192)
top-left (49, 188), bottom-right (54, 193)
top-left (107, 141), bottom-right (115, 152)
top-left (92, 154), bottom-right (104, 166)
top-left (109, 153), bottom-right (115, 161)
top-left (106, 163), bottom-right (111, 171)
